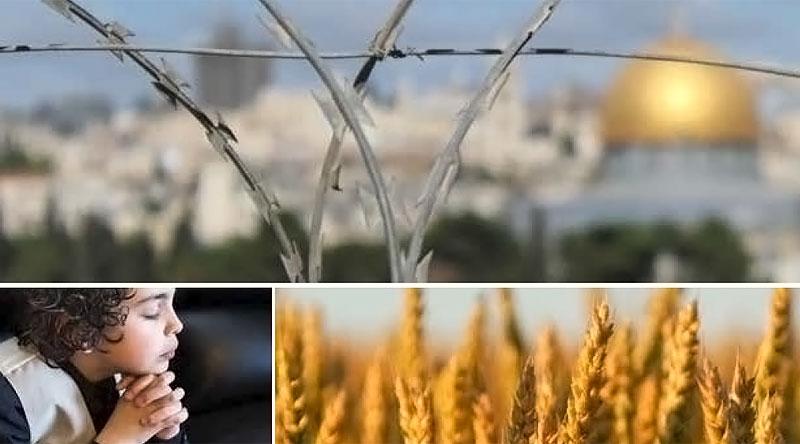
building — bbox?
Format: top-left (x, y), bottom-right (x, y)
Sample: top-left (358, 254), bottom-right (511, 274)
top-left (196, 21), bottom-right (271, 110)
top-left (530, 33), bottom-right (800, 280)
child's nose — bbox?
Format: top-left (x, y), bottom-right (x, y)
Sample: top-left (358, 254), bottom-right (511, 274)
top-left (166, 310), bottom-right (184, 335)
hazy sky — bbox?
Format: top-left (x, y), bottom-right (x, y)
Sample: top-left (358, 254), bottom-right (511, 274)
top-left (1, 0), bottom-right (799, 112)
top-left (277, 287), bottom-right (798, 347)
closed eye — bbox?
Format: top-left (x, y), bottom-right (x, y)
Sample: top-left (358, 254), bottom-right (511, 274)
top-left (141, 301), bottom-right (164, 320)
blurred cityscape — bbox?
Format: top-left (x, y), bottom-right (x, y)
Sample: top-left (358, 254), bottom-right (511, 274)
top-left (2, 4), bottom-right (800, 282)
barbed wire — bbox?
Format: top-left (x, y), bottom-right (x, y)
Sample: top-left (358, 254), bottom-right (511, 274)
top-left (18, 0), bottom-right (791, 283)
top-left (2, 43), bottom-right (799, 80)
top-left (29, 0), bottom-right (308, 282)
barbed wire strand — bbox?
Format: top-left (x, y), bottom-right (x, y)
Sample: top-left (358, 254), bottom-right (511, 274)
top-left (36, 0), bottom-right (306, 282)
top-left (257, 0), bottom-right (405, 282)
top-left (306, 0), bottom-right (415, 283)
top-left (2, 44), bottom-right (799, 79)
top-left (403, 0), bottom-right (562, 281)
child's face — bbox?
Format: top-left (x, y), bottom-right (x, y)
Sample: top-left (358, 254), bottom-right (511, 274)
top-left (96, 288), bottom-right (183, 375)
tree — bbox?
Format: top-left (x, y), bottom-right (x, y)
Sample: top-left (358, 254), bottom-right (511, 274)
top-left (165, 211), bottom-right (306, 282)
top-left (0, 225), bottom-right (10, 279)
top-left (558, 218), bottom-right (752, 282)
top-left (4, 200), bottom-right (73, 281)
top-left (4, 236), bottom-right (68, 282)
top-left (560, 224), bottom-right (656, 282)
top-left (116, 233), bottom-right (157, 281)
top-left (422, 212), bottom-right (527, 282)
top-left (322, 243), bottom-right (389, 282)
top-left (680, 218), bottom-right (751, 282)
top-left (74, 214), bottom-right (119, 281)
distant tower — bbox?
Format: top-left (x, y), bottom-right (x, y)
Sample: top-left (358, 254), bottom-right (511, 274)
top-left (668, 3), bottom-right (688, 37)
top-left (196, 20), bottom-right (271, 109)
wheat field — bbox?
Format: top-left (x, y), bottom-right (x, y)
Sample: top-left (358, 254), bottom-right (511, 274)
top-left (275, 288), bottom-right (799, 444)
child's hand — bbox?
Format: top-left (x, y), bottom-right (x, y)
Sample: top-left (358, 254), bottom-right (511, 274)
top-left (118, 371), bottom-right (176, 407)
top-left (94, 389), bottom-right (186, 444)
top-left (140, 388), bottom-right (189, 440)
top-left (96, 373), bottom-right (188, 443)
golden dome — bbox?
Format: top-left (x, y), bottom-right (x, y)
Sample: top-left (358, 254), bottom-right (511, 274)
top-left (601, 35), bottom-right (759, 146)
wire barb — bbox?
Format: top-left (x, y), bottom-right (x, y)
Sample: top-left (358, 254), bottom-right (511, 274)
top-left (40, 0), bottom-right (305, 282)
top-left (41, 0), bottom-right (75, 22)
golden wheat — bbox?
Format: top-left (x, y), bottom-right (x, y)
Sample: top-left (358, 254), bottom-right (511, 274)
top-left (473, 392), bottom-right (498, 444)
top-left (440, 353), bottom-right (474, 444)
top-left (395, 375), bottom-right (434, 444)
top-left (635, 288), bottom-right (681, 379)
top-left (634, 374), bottom-right (660, 444)
top-left (400, 287), bottom-right (427, 380)
top-left (755, 393), bottom-right (784, 444)
top-left (361, 349), bottom-right (388, 444)
top-left (315, 389), bottom-right (346, 444)
top-left (276, 322), bottom-right (308, 444)
top-left (274, 288), bottom-right (799, 444)
top-left (633, 289), bottom-right (680, 444)
top-left (657, 300), bottom-right (700, 443)
top-left (561, 299), bottom-right (614, 444)
top-left (754, 288), bottom-right (793, 438)
top-left (698, 354), bottom-right (729, 444)
top-left (505, 350), bottom-right (537, 444)
top-left (303, 306), bottom-right (324, 435)
top-left (534, 325), bottom-right (566, 444)
top-left (498, 288), bottom-right (526, 424)
top-left (605, 322), bottom-right (635, 444)
top-left (727, 352), bottom-right (756, 444)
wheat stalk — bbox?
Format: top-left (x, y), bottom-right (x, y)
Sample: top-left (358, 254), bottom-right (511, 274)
top-left (755, 288), bottom-right (792, 396)
top-left (498, 288), bottom-right (526, 422)
top-left (534, 325), bottom-right (566, 444)
top-left (698, 354), bottom-right (729, 444)
top-left (303, 306), bottom-right (324, 435)
top-left (561, 298), bottom-right (614, 444)
top-left (464, 299), bottom-right (487, 386)
top-left (394, 287), bottom-right (433, 444)
top-left (315, 389), bottom-right (347, 444)
top-left (440, 353), bottom-right (474, 444)
top-left (755, 393), bottom-right (784, 444)
top-left (361, 349), bottom-right (388, 444)
top-left (395, 375), bottom-right (434, 444)
top-left (788, 374), bottom-right (800, 444)
top-left (727, 352), bottom-right (756, 444)
top-left (605, 322), bottom-right (635, 444)
top-left (400, 288), bottom-right (427, 380)
top-left (276, 324), bottom-right (308, 444)
top-left (633, 374), bottom-right (660, 444)
top-left (474, 392), bottom-right (498, 444)
top-left (505, 351), bottom-right (537, 444)
top-left (657, 300), bottom-right (700, 444)
top-left (632, 291), bottom-right (680, 444)
top-left (753, 288), bottom-right (792, 438)
top-left (440, 300), bottom-right (486, 444)
top-left (635, 288), bottom-right (681, 379)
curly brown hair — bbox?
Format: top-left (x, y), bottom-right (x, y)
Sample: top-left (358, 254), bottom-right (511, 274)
top-left (14, 288), bottom-right (135, 366)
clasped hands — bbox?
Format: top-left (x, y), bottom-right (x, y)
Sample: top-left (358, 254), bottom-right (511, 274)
top-left (94, 371), bottom-right (188, 444)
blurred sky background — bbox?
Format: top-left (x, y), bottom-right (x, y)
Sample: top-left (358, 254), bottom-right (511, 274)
top-left (2, 0), bottom-right (799, 113)
top-left (277, 287), bottom-right (799, 344)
